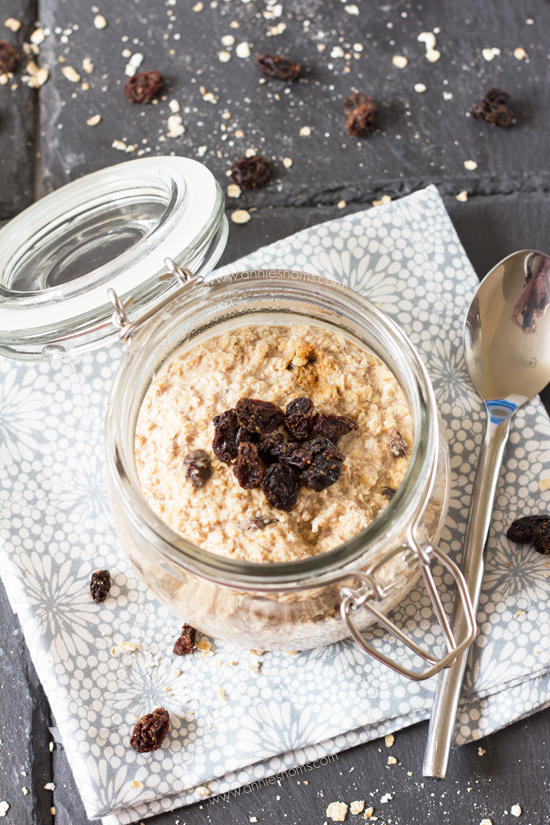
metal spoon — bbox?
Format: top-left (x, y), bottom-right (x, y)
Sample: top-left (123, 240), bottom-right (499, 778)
top-left (423, 249), bottom-right (550, 779)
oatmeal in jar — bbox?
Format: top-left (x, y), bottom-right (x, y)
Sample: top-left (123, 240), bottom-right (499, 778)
top-left (135, 324), bottom-right (412, 563)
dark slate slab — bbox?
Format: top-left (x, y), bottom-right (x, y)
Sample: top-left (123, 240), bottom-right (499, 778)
top-left (0, 0), bottom-right (37, 218)
top-left (0, 580), bottom-right (54, 825)
top-left (38, 0), bottom-right (550, 208)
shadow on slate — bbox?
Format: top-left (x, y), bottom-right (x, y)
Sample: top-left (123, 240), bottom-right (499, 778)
top-left (0, 0), bottom-right (37, 218)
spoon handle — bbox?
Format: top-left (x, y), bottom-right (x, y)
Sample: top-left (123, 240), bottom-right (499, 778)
top-left (423, 412), bottom-right (513, 779)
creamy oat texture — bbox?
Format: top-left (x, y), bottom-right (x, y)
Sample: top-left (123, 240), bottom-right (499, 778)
top-left (135, 324), bottom-right (412, 563)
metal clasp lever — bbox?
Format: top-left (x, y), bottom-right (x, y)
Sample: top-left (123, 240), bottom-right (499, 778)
top-left (108, 257), bottom-right (195, 342)
top-left (340, 542), bottom-right (476, 681)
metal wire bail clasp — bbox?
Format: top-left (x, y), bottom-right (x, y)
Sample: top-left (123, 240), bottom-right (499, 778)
top-left (340, 539), bottom-right (476, 681)
top-left (108, 257), bottom-right (194, 342)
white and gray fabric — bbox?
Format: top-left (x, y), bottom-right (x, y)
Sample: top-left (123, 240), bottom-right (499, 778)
top-left (1, 185), bottom-right (549, 824)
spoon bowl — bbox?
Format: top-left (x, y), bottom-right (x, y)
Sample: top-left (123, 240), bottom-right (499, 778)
top-left (464, 249), bottom-right (550, 413)
top-left (424, 249), bottom-right (550, 780)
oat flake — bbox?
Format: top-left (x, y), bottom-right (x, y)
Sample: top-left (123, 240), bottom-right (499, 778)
top-left (464, 160), bottom-right (478, 170)
top-left (385, 733), bottom-right (395, 747)
top-left (456, 190), bottom-right (468, 202)
top-left (350, 800), bottom-right (365, 814)
top-left (392, 55), bottom-right (408, 68)
top-left (511, 805), bottom-right (522, 818)
top-left (62, 66), bottom-right (81, 83)
top-left (326, 801), bottom-right (349, 822)
top-left (227, 184), bottom-right (241, 198)
top-left (4, 18), bottom-right (21, 32)
top-left (94, 14), bottom-right (107, 29)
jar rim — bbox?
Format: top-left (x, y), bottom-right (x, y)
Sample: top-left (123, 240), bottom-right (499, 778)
top-left (106, 269), bottom-right (440, 591)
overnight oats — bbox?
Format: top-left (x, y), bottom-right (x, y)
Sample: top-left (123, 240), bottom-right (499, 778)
top-left (135, 324), bottom-right (413, 564)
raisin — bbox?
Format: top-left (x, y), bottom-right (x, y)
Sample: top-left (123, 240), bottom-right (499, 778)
top-left (285, 396), bottom-right (315, 440)
top-left (507, 515), bottom-right (550, 554)
top-left (533, 520), bottom-right (550, 555)
top-left (263, 463), bottom-right (300, 511)
top-left (183, 450), bottom-right (212, 489)
top-left (230, 155), bottom-right (271, 190)
top-left (130, 708), bottom-right (170, 753)
top-left (389, 429), bottom-right (407, 458)
top-left (236, 398), bottom-right (284, 434)
top-left (302, 452), bottom-right (343, 492)
top-left (212, 409), bottom-right (240, 463)
top-left (90, 570), bottom-right (111, 604)
top-left (0, 42), bottom-right (19, 74)
top-left (311, 413), bottom-right (358, 441)
top-left (258, 432), bottom-right (285, 464)
top-left (239, 516), bottom-right (276, 530)
top-left (303, 437), bottom-right (345, 461)
top-left (278, 445), bottom-right (313, 471)
top-left (343, 93), bottom-right (378, 137)
top-left (124, 70), bottom-right (163, 103)
top-left (257, 53), bottom-right (301, 81)
top-left (233, 442), bottom-right (266, 489)
top-left (236, 428), bottom-right (261, 445)
top-left (382, 487), bottom-right (396, 500)
top-left (173, 624), bottom-right (196, 655)
top-left (470, 88), bottom-right (515, 128)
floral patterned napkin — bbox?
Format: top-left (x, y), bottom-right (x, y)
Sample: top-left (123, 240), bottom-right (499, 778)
top-left (1, 185), bottom-right (549, 824)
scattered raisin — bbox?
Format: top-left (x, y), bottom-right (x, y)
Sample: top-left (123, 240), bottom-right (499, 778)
top-left (285, 396), bottom-right (315, 440)
top-left (389, 429), bottom-right (407, 458)
top-left (173, 624), bottom-right (196, 655)
top-left (90, 570), bottom-right (111, 604)
top-left (470, 88), bottom-right (515, 128)
top-left (130, 708), bottom-right (170, 753)
top-left (124, 70), bottom-right (163, 103)
top-left (507, 515), bottom-right (550, 554)
top-left (257, 53), bottom-right (301, 81)
top-left (311, 413), bottom-right (358, 441)
top-left (343, 93), bottom-right (378, 137)
top-left (183, 450), bottom-right (212, 489)
top-left (230, 155), bottom-right (272, 190)
top-left (258, 432), bottom-right (285, 464)
top-left (239, 516), bottom-right (276, 530)
top-left (263, 463), bottom-right (300, 511)
top-left (533, 520), bottom-right (550, 555)
top-left (233, 442), bottom-right (266, 489)
top-left (236, 398), bottom-right (285, 434)
top-left (382, 487), bottom-right (396, 500)
top-left (0, 42), bottom-right (19, 74)
top-left (302, 451), bottom-right (343, 492)
top-left (212, 409), bottom-right (240, 463)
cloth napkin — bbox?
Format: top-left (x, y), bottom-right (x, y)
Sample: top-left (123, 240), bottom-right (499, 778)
top-left (1, 185), bottom-right (549, 824)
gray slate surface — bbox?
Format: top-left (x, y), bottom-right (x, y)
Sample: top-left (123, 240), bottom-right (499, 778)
top-left (1, 0), bottom-right (550, 823)
top-left (0, 0), bottom-right (37, 218)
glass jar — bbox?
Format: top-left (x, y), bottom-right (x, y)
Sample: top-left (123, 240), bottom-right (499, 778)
top-left (0, 157), bottom-right (475, 679)
top-left (105, 267), bottom-right (473, 678)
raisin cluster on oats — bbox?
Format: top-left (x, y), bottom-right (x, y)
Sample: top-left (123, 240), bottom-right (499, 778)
top-left (135, 325), bottom-right (413, 564)
top-left (210, 395), bottom-right (358, 511)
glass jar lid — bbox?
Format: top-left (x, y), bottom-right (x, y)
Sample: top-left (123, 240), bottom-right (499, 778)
top-left (0, 156), bottom-right (227, 360)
